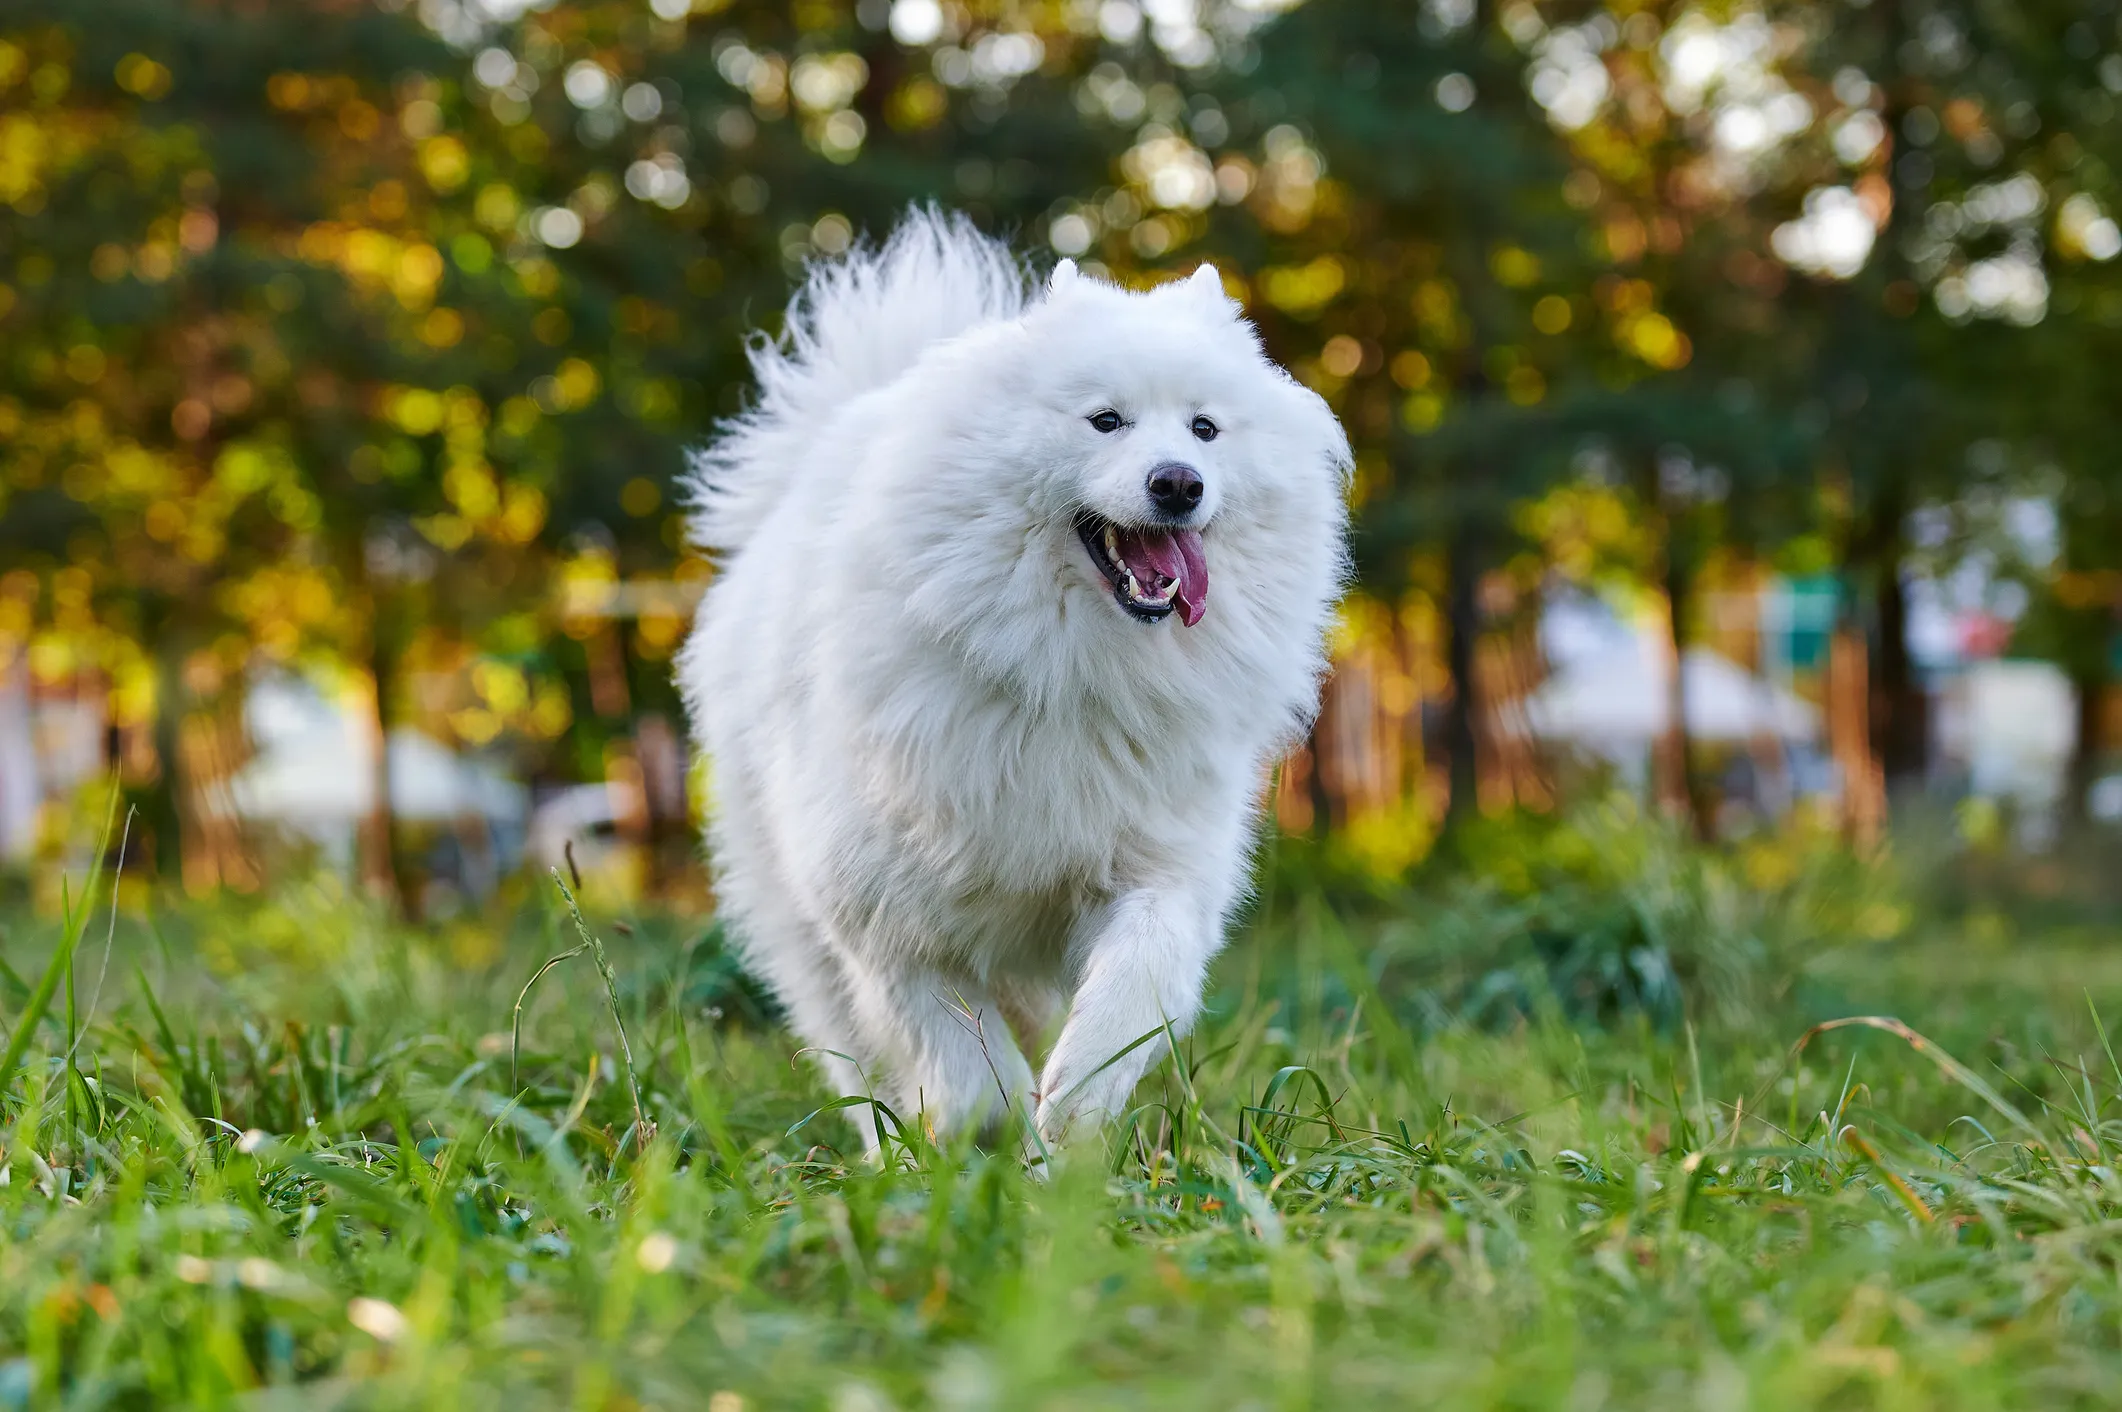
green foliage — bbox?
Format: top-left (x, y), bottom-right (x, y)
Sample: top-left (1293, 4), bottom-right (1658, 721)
top-left (0, 0), bottom-right (1139, 874)
top-left (1264, 799), bottom-right (1907, 1034)
top-left (11, 0), bottom-right (2122, 872)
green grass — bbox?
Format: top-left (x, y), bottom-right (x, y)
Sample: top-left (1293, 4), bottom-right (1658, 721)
top-left (6, 815), bottom-right (2122, 1409)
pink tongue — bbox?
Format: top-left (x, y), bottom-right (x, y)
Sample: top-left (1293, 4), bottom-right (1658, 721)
top-left (1119, 529), bottom-right (1209, 627)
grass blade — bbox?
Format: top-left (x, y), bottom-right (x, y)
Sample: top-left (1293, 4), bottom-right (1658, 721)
top-left (0, 788), bottom-right (117, 1105)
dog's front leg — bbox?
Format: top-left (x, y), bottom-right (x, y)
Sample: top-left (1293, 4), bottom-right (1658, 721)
top-left (1034, 888), bottom-right (1215, 1145)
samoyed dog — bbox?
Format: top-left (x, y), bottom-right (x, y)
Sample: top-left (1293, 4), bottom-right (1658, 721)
top-left (678, 210), bottom-right (1349, 1152)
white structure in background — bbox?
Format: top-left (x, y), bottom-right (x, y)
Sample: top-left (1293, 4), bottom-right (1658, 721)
top-left (1933, 660), bottom-right (2079, 843)
top-left (228, 677), bottom-right (529, 892)
top-left (1538, 563), bottom-right (2099, 840)
top-left (0, 655), bottom-right (115, 862)
top-left (1903, 492), bottom-right (2091, 833)
top-left (1525, 643), bottom-right (1819, 746)
top-left (0, 660), bottom-right (40, 860)
top-left (526, 782), bottom-right (629, 878)
top-left (1526, 591), bottom-right (1824, 814)
top-left (1, 662), bottom-right (654, 890)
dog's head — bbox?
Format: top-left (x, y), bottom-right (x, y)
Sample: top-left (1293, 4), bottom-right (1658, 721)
top-left (887, 258), bottom-right (1351, 728)
top-left (991, 261), bottom-right (1352, 636)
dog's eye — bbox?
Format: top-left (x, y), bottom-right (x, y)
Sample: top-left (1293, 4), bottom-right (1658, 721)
top-left (1191, 415), bottom-right (1219, 442)
top-left (1088, 410), bottom-right (1125, 434)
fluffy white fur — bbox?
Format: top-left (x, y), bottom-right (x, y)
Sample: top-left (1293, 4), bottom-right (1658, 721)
top-left (677, 210), bottom-right (1350, 1151)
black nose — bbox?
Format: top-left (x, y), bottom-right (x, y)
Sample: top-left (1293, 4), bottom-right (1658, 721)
top-left (1146, 463), bottom-right (1204, 517)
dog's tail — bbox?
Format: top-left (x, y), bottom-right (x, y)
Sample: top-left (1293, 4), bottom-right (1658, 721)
top-left (686, 207), bottom-right (1034, 557)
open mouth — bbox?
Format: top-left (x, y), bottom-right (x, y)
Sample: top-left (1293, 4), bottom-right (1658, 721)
top-left (1075, 511), bottom-right (1209, 627)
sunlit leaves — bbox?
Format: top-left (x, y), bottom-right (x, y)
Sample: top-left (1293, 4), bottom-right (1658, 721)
top-left (1259, 255), bottom-right (1344, 317)
top-left (0, 0), bottom-right (1173, 830)
top-left (418, 135), bottom-right (471, 193)
top-left (112, 51), bottom-right (169, 100)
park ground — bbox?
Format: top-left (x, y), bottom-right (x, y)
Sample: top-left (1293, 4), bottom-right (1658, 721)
top-left (4, 803), bottom-right (2122, 1409)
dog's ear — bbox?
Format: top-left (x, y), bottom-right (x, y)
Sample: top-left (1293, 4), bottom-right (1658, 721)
top-left (1185, 262), bottom-right (1237, 314)
top-left (1048, 259), bottom-right (1080, 297)
top-left (1282, 374), bottom-right (1355, 489)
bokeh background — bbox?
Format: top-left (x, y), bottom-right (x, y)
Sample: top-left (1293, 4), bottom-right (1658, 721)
top-left (4, 0), bottom-right (2120, 915)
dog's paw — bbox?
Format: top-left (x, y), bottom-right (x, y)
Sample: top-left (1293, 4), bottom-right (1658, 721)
top-left (1034, 1064), bottom-right (1132, 1146)
top-left (1031, 1100), bottom-right (1065, 1152)
top-left (1032, 1094), bottom-right (1113, 1155)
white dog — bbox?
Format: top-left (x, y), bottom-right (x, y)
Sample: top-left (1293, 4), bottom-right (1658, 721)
top-left (677, 210), bottom-right (1349, 1152)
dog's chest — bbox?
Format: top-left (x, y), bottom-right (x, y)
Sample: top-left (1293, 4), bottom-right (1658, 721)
top-left (853, 689), bottom-right (1215, 953)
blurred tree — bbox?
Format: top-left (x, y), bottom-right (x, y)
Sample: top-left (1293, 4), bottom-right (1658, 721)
top-left (0, 0), bottom-right (1136, 900)
top-left (1756, 0), bottom-right (2122, 814)
top-left (1947, 0), bottom-right (2122, 817)
top-left (1190, 0), bottom-right (1826, 839)
top-left (12, 0), bottom-right (2122, 896)
top-left (1175, 0), bottom-right (1603, 833)
top-left (1737, 0), bottom-right (2117, 805)
top-left (0, 4), bottom-right (476, 895)
top-left (1470, 0), bottom-right (2118, 828)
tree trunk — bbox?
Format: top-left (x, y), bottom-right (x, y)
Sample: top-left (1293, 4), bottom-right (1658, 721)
top-left (367, 614), bottom-right (417, 919)
top-left (1442, 526), bottom-right (1484, 830)
top-left (144, 626), bottom-right (189, 882)
top-left (1658, 505), bottom-right (1713, 841)
top-left (1304, 720), bottom-right (1335, 839)
top-left (1871, 540), bottom-right (1928, 798)
top-left (348, 539), bottom-right (415, 918)
top-left (2068, 667), bottom-right (2109, 826)
top-left (1866, 0), bottom-right (1930, 807)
